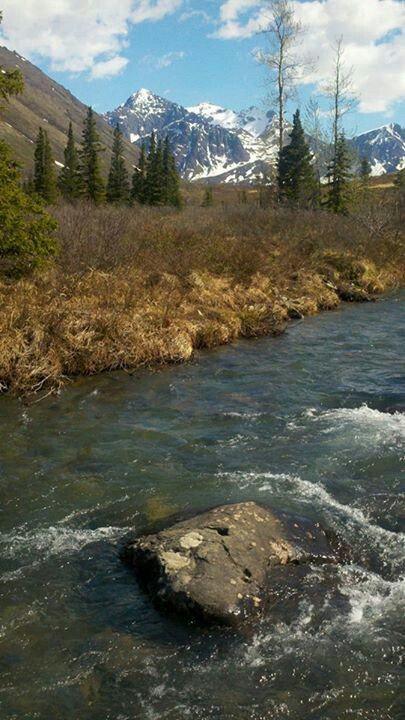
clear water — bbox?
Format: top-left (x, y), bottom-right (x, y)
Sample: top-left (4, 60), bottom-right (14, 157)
top-left (1, 292), bottom-right (404, 720)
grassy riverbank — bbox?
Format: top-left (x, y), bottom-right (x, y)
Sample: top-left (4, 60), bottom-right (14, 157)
top-left (1, 201), bottom-right (404, 397)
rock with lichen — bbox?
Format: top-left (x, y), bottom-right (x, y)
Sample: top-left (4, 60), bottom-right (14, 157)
top-left (126, 501), bottom-right (347, 626)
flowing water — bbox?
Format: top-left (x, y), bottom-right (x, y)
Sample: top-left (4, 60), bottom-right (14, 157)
top-left (1, 292), bottom-right (404, 720)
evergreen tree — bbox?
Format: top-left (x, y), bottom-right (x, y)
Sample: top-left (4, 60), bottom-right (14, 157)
top-left (144, 131), bottom-right (157, 205)
top-left (202, 187), bottom-right (214, 207)
top-left (0, 12), bottom-right (24, 104)
top-left (148, 136), bottom-right (165, 205)
top-left (33, 126), bottom-right (45, 196)
top-left (42, 131), bottom-right (58, 204)
top-left (33, 127), bottom-right (58, 203)
top-left (0, 13), bottom-right (57, 274)
top-left (78, 107), bottom-right (105, 204)
top-left (360, 157), bottom-right (371, 181)
top-left (326, 133), bottom-right (352, 214)
top-left (0, 142), bottom-right (57, 273)
top-left (136, 133), bottom-right (182, 207)
top-left (239, 189), bottom-right (248, 205)
top-left (278, 109), bottom-right (318, 207)
top-left (106, 124), bottom-right (130, 203)
top-left (131, 145), bottom-right (147, 204)
top-left (394, 168), bottom-right (405, 189)
top-left (58, 122), bottom-right (79, 200)
top-left (163, 136), bottom-right (182, 208)
top-left (162, 136), bottom-right (171, 206)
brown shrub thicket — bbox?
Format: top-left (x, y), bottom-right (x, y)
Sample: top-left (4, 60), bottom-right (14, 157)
top-left (1, 197), bottom-right (403, 396)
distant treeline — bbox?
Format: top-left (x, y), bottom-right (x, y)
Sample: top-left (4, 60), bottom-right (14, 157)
top-left (27, 108), bottom-right (183, 208)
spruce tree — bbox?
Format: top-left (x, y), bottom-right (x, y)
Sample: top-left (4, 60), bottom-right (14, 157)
top-left (42, 131), bottom-right (58, 203)
top-left (58, 122), bottom-right (79, 200)
top-left (149, 137), bottom-right (165, 205)
top-left (360, 157), bottom-right (371, 181)
top-left (357, 156), bottom-right (372, 200)
top-left (162, 136), bottom-right (171, 206)
top-left (144, 131), bottom-right (157, 205)
top-left (33, 127), bottom-right (58, 203)
top-left (163, 136), bottom-right (182, 208)
top-left (0, 13), bottom-right (57, 273)
top-left (78, 107), bottom-right (105, 204)
top-left (131, 145), bottom-right (147, 204)
top-left (278, 109), bottom-right (318, 207)
top-left (394, 168), bottom-right (405, 189)
top-left (0, 140), bottom-right (58, 272)
top-left (107, 124), bottom-right (130, 203)
top-left (0, 12), bottom-right (24, 104)
top-left (34, 127), bottom-right (45, 196)
top-left (202, 187), bottom-right (214, 207)
top-left (326, 133), bottom-right (352, 214)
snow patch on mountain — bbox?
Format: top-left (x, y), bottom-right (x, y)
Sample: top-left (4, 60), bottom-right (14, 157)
top-left (187, 102), bottom-right (275, 138)
top-left (351, 123), bottom-right (405, 176)
top-left (106, 89), bottom-right (404, 184)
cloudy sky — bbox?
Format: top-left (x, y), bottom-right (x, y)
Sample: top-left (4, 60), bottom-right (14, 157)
top-left (1, 0), bottom-right (404, 133)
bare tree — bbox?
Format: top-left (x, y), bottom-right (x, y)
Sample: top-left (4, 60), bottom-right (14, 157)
top-left (258, 0), bottom-right (304, 158)
top-left (324, 38), bottom-right (358, 157)
top-left (323, 38), bottom-right (358, 213)
top-left (304, 97), bottom-right (328, 187)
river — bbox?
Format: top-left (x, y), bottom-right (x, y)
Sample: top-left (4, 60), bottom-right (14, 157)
top-left (0, 292), bottom-right (404, 719)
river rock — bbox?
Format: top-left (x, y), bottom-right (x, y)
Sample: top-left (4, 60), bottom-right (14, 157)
top-left (126, 501), bottom-right (346, 626)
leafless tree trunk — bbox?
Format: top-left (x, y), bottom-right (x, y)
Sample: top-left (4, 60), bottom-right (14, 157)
top-left (258, 0), bottom-right (304, 158)
top-left (304, 97), bottom-right (328, 187)
top-left (325, 38), bottom-right (358, 156)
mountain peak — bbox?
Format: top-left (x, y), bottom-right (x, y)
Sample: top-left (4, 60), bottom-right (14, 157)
top-left (106, 85), bottom-right (405, 183)
top-left (122, 88), bottom-right (167, 110)
top-left (132, 88), bottom-right (156, 100)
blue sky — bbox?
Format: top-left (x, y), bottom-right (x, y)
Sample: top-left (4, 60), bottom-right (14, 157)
top-left (1, 1), bottom-right (404, 134)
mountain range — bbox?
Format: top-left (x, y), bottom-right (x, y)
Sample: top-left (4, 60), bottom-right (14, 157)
top-left (0, 45), bottom-right (403, 185)
top-left (106, 89), bottom-right (405, 184)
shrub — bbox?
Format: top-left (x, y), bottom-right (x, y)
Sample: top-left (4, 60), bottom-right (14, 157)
top-left (0, 141), bottom-right (58, 274)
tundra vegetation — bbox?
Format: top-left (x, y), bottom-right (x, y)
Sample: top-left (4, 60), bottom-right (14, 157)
top-left (0, 11), bottom-right (404, 397)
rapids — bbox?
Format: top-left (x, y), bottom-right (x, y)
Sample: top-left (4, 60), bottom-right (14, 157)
top-left (1, 291), bottom-right (404, 719)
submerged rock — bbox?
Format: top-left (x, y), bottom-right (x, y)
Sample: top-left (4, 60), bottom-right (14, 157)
top-left (126, 501), bottom-right (347, 626)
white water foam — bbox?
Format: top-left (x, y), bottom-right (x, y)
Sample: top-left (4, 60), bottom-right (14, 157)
top-left (221, 470), bottom-right (405, 572)
top-left (339, 566), bottom-right (405, 626)
top-left (239, 564), bottom-right (404, 675)
top-left (292, 405), bottom-right (405, 449)
top-left (0, 524), bottom-right (128, 562)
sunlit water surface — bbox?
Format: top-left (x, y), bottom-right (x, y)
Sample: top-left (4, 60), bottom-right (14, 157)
top-left (1, 292), bottom-right (404, 719)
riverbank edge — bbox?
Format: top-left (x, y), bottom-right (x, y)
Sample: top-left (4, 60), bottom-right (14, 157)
top-left (0, 251), bottom-right (403, 397)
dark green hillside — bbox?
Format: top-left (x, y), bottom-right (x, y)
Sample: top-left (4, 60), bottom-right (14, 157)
top-left (0, 46), bottom-right (138, 176)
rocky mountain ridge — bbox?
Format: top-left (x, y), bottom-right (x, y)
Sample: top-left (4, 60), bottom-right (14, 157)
top-left (106, 88), bottom-right (405, 185)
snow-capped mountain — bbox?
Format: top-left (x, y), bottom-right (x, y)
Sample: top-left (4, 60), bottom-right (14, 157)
top-left (187, 102), bottom-right (275, 137)
top-left (106, 90), bottom-right (278, 183)
top-left (351, 123), bottom-right (405, 176)
top-left (106, 89), bottom-right (405, 184)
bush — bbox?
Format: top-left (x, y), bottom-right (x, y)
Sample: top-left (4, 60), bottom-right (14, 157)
top-left (0, 141), bottom-right (58, 274)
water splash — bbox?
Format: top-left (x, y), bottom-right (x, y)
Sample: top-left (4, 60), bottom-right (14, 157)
top-left (0, 524), bottom-right (128, 562)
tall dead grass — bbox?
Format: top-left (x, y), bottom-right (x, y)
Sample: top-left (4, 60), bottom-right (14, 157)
top-left (1, 200), bottom-right (403, 396)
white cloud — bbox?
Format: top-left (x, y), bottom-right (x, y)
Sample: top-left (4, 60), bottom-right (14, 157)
top-left (140, 50), bottom-right (187, 69)
top-left (180, 10), bottom-right (214, 24)
top-left (0, 0), bottom-right (184, 78)
top-left (214, 0), bottom-right (264, 38)
top-left (90, 56), bottom-right (129, 80)
top-left (215, 0), bottom-right (405, 114)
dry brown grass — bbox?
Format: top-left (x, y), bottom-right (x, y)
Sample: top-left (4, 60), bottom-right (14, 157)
top-left (1, 200), bottom-right (404, 396)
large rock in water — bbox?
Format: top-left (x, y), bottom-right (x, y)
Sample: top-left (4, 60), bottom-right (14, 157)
top-left (127, 502), bottom-right (346, 626)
